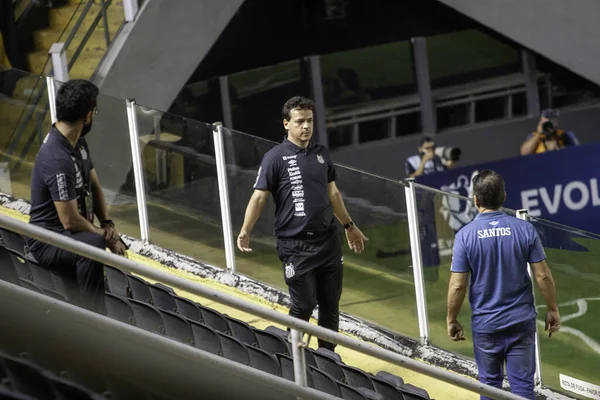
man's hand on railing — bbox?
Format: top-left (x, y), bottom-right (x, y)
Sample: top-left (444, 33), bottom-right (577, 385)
top-left (108, 238), bottom-right (128, 257)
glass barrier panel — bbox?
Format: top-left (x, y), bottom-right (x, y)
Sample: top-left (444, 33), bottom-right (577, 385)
top-left (426, 29), bottom-right (519, 87)
top-left (528, 217), bottom-right (600, 398)
top-left (75, 88), bottom-right (140, 239)
top-left (413, 184), bottom-right (476, 357)
top-left (228, 59), bottom-right (304, 142)
top-left (223, 127), bottom-right (418, 338)
top-left (0, 68), bottom-right (47, 201)
top-left (320, 41), bottom-right (417, 147)
top-left (132, 104), bottom-right (225, 267)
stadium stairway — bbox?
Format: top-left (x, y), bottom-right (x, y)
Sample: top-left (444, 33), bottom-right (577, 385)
top-left (0, 0), bottom-right (125, 169)
top-left (16, 0), bottom-right (124, 79)
top-left (0, 204), bottom-right (494, 400)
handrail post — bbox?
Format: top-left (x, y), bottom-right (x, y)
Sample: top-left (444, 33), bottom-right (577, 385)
top-left (99, 0), bottom-right (110, 47)
top-left (516, 209), bottom-right (543, 387)
top-left (126, 99), bottom-right (151, 243)
top-left (290, 329), bottom-right (308, 388)
top-left (49, 43), bottom-right (69, 84)
top-left (123, 0), bottom-right (139, 21)
top-left (46, 76), bottom-right (58, 125)
top-left (404, 178), bottom-right (430, 344)
top-left (213, 123), bottom-right (237, 273)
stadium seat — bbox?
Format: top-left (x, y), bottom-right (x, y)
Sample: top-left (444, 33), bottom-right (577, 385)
top-left (398, 383), bottom-right (430, 400)
top-left (375, 371), bottom-right (404, 387)
top-left (216, 332), bottom-right (250, 365)
top-left (371, 376), bottom-right (406, 400)
top-left (265, 325), bottom-right (288, 339)
top-left (104, 265), bottom-right (131, 298)
top-left (127, 275), bottom-right (154, 304)
top-left (339, 382), bottom-right (369, 400)
top-left (0, 247), bottom-right (22, 285)
top-left (6, 252), bottom-right (31, 282)
top-left (0, 354), bottom-right (55, 399)
top-left (225, 316), bottom-right (258, 346)
top-left (18, 279), bottom-right (43, 294)
top-left (316, 347), bottom-right (343, 363)
top-left (308, 366), bottom-right (341, 397)
top-left (159, 310), bottom-right (194, 344)
top-left (341, 364), bottom-right (375, 391)
top-left (189, 321), bottom-right (222, 355)
top-left (313, 350), bottom-right (345, 381)
top-left (253, 328), bottom-right (290, 356)
top-left (129, 299), bottom-right (165, 335)
top-left (0, 228), bottom-right (28, 256)
top-left (149, 285), bottom-right (178, 312)
top-left (198, 305), bottom-right (230, 334)
top-left (276, 353), bottom-right (312, 386)
top-left (154, 282), bottom-right (175, 294)
top-left (173, 295), bottom-right (203, 322)
top-left (245, 345), bottom-right (280, 376)
top-left (105, 293), bottom-right (135, 325)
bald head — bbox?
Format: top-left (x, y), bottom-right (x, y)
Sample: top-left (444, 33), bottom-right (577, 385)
top-left (472, 170), bottom-right (506, 210)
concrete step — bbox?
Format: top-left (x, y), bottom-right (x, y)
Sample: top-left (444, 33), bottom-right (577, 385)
top-left (34, 2), bottom-right (124, 50)
top-left (28, 0), bottom-right (124, 77)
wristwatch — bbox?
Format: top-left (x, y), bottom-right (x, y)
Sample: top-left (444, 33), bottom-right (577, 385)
top-left (343, 221), bottom-right (354, 230)
top-left (101, 219), bottom-right (115, 227)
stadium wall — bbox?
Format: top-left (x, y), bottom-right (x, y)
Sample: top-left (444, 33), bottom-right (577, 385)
top-left (331, 103), bottom-right (600, 179)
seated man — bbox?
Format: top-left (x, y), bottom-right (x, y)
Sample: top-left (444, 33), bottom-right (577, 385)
top-left (27, 79), bottom-right (126, 314)
top-left (520, 109), bottom-right (579, 156)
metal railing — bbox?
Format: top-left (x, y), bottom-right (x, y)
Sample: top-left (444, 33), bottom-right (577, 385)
top-left (0, 213), bottom-right (526, 400)
top-left (325, 73), bottom-right (551, 142)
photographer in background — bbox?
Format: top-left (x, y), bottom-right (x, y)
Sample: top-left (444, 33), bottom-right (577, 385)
top-left (406, 136), bottom-right (459, 178)
top-left (520, 109), bottom-right (579, 156)
top-left (404, 136), bottom-right (461, 282)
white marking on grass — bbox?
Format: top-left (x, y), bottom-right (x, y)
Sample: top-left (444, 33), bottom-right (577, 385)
top-left (536, 297), bottom-right (600, 355)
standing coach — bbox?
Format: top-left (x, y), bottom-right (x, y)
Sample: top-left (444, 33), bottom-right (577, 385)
top-left (28, 79), bottom-right (127, 314)
top-left (237, 96), bottom-right (367, 351)
top-left (446, 170), bottom-right (560, 400)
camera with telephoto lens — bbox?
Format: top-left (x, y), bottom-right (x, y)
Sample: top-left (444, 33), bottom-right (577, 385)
top-left (541, 120), bottom-right (557, 139)
top-left (435, 146), bottom-right (462, 162)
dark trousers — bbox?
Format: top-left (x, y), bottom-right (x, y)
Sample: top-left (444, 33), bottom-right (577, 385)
top-left (30, 231), bottom-right (107, 315)
top-left (473, 319), bottom-right (537, 400)
top-left (277, 231), bottom-right (343, 351)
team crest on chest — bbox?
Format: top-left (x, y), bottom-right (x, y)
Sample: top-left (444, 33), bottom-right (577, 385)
top-left (317, 153), bottom-right (324, 164)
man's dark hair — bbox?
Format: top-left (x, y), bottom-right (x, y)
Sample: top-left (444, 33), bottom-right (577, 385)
top-left (419, 136), bottom-right (434, 146)
top-left (472, 170), bottom-right (506, 209)
top-left (282, 96), bottom-right (315, 120)
top-left (56, 79), bottom-right (99, 123)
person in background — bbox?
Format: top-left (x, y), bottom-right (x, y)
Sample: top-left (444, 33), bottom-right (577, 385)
top-left (406, 136), bottom-right (452, 178)
top-left (520, 109), bottom-right (579, 155)
top-left (405, 136), bottom-right (453, 281)
top-left (447, 170), bottom-right (560, 400)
